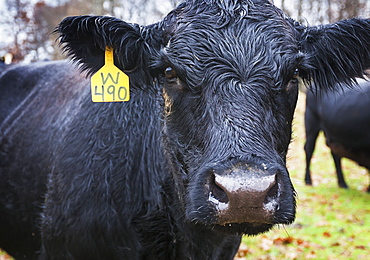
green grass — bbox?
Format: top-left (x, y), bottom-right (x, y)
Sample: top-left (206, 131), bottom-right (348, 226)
top-left (1, 93), bottom-right (369, 259)
top-left (237, 93), bottom-right (370, 259)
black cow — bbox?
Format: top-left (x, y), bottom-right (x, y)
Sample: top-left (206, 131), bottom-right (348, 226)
top-left (2, 0), bottom-right (370, 259)
top-left (304, 80), bottom-right (370, 192)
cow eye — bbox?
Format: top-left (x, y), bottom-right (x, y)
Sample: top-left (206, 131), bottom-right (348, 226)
top-left (284, 68), bottom-right (300, 92)
top-left (165, 67), bottom-right (177, 79)
top-left (292, 68), bottom-right (299, 79)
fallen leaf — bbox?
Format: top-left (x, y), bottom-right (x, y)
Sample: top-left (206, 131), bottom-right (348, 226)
top-left (305, 250), bottom-right (317, 259)
top-left (296, 239), bottom-right (311, 248)
top-left (273, 237), bottom-right (294, 245)
top-left (260, 237), bottom-right (273, 251)
top-left (236, 243), bottom-right (250, 257)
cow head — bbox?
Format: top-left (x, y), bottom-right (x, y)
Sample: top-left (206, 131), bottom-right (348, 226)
top-left (57, 0), bottom-right (370, 235)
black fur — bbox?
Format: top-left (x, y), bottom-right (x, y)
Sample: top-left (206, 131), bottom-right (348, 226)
top-left (1, 0), bottom-right (370, 259)
top-left (0, 63), bottom-right (31, 123)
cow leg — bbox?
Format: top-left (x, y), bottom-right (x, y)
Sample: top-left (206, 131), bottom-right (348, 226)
top-left (304, 108), bottom-right (320, 186)
top-left (331, 152), bottom-right (348, 189)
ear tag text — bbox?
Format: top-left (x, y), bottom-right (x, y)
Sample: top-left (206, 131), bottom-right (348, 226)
top-left (91, 47), bottom-right (130, 102)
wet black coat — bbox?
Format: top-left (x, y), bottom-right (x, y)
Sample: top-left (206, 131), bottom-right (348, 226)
top-left (2, 0), bottom-right (370, 259)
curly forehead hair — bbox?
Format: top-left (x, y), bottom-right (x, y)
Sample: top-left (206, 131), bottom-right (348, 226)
top-left (159, 0), bottom-right (305, 91)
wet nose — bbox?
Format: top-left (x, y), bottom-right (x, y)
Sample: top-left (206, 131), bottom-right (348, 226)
top-left (208, 163), bottom-right (279, 225)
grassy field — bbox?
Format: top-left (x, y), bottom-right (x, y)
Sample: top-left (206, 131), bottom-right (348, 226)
top-left (1, 92), bottom-right (369, 260)
top-left (236, 92), bottom-right (370, 259)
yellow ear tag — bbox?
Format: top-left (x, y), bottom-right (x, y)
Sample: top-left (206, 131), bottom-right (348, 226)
top-left (90, 47), bottom-right (130, 102)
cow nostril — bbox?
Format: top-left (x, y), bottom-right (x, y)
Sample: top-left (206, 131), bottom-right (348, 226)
top-left (265, 175), bottom-right (279, 202)
top-left (209, 174), bottom-right (229, 204)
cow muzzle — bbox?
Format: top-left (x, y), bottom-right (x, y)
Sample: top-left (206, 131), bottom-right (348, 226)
top-left (207, 163), bottom-right (280, 225)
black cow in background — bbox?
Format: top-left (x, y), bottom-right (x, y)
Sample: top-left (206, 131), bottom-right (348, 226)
top-left (304, 80), bottom-right (370, 192)
top-left (2, 0), bottom-right (370, 259)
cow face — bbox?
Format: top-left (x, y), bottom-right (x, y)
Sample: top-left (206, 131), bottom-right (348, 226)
top-left (57, 0), bottom-right (370, 235)
top-left (157, 2), bottom-right (301, 235)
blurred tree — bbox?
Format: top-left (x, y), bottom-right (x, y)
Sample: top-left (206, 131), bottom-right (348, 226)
top-left (3, 0), bottom-right (32, 61)
top-left (31, 1), bottom-right (65, 60)
top-left (337, 0), bottom-right (360, 20)
top-left (293, 0), bottom-right (369, 24)
top-left (0, 0), bottom-right (180, 61)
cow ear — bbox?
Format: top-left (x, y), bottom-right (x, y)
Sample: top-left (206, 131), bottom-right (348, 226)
top-left (300, 19), bottom-right (370, 89)
top-left (56, 15), bottom-right (162, 76)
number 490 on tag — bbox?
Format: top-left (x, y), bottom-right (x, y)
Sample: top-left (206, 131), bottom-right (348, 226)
top-left (92, 85), bottom-right (129, 102)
